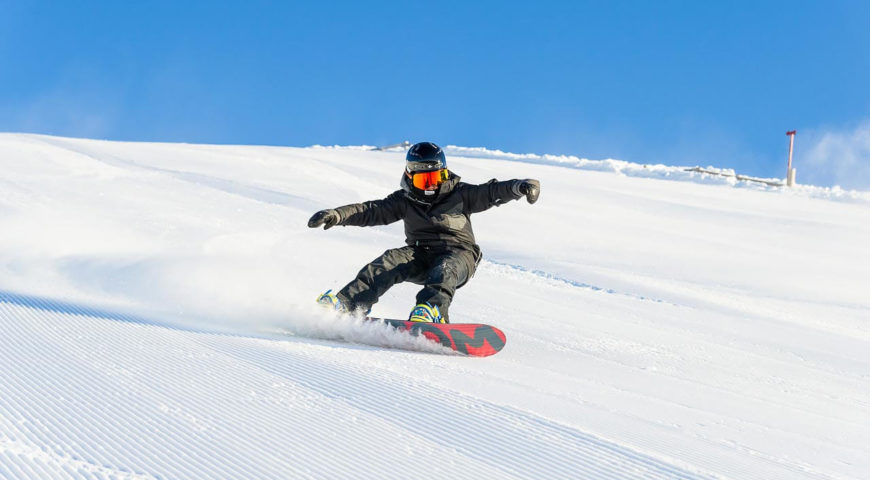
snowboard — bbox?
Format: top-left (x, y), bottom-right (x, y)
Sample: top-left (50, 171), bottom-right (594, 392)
top-left (366, 317), bottom-right (506, 357)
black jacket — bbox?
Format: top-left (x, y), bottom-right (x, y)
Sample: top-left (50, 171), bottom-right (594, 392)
top-left (333, 171), bottom-right (523, 252)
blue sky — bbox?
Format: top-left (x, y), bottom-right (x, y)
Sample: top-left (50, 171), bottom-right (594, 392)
top-left (2, 1), bottom-right (869, 185)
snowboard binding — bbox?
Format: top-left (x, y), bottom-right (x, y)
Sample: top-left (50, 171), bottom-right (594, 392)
top-left (316, 289), bottom-right (348, 313)
top-left (408, 303), bottom-right (445, 323)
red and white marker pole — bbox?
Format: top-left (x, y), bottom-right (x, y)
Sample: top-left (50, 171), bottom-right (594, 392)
top-left (786, 130), bottom-right (797, 187)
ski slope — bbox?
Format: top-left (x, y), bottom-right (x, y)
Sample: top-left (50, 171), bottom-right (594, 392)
top-left (1, 133), bottom-right (868, 479)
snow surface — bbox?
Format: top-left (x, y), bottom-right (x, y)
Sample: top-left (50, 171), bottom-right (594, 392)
top-left (0, 133), bottom-right (868, 479)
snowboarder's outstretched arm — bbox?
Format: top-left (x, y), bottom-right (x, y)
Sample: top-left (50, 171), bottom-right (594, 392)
top-left (308, 190), bottom-right (407, 230)
top-left (461, 179), bottom-right (540, 214)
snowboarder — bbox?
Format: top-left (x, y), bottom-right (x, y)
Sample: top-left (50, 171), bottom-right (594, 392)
top-left (308, 141), bottom-right (540, 323)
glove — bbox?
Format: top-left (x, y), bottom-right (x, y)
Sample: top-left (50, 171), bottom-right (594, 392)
top-left (517, 179), bottom-right (540, 204)
top-left (308, 209), bottom-right (340, 230)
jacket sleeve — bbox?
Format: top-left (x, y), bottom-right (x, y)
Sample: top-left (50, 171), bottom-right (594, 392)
top-left (334, 190), bottom-right (407, 227)
top-left (461, 179), bottom-right (524, 214)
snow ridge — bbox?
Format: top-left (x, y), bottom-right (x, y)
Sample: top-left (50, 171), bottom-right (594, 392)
top-left (311, 141), bottom-right (870, 201)
top-left (441, 145), bottom-right (870, 202)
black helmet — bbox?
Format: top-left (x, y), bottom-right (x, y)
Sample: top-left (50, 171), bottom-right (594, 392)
top-left (405, 142), bottom-right (446, 173)
top-left (401, 142), bottom-right (449, 203)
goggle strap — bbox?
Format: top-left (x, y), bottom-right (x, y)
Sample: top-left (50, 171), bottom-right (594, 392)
top-left (406, 160), bottom-right (445, 172)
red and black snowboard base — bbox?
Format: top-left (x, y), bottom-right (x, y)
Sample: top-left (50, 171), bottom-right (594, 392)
top-left (366, 317), bottom-right (506, 357)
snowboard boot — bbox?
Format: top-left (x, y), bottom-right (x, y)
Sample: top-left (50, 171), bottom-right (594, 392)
top-left (408, 303), bottom-right (445, 323)
top-left (316, 289), bottom-right (348, 314)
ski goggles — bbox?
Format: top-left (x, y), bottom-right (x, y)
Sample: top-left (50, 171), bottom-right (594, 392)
top-left (408, 168), bottom-right (449, 190)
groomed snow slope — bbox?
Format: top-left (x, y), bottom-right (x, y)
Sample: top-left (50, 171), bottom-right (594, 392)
top-left (1, 133), bottom-right (868, 480)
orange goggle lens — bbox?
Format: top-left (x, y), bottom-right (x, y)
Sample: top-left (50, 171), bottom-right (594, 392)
top-left (410, 169), bottom-right (448, 189)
